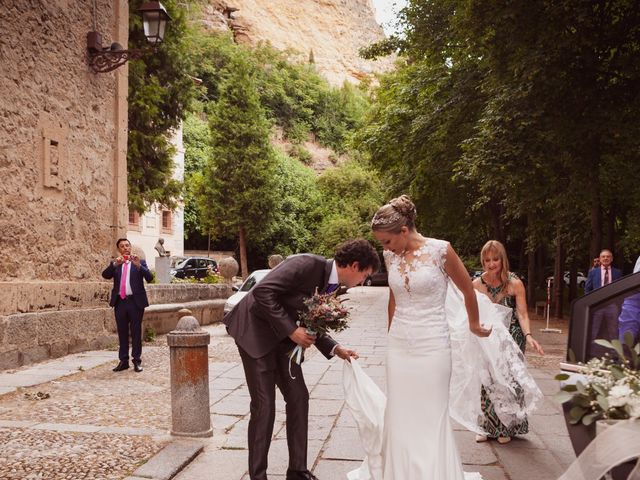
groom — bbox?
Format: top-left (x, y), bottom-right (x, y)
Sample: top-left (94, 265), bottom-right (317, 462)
top-left (223, 239), bottom-right (380, 480)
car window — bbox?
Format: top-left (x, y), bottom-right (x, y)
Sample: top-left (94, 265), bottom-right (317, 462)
top-left (196, 259), bottom-right (207, 268)
top-left (207, 260), bottom-right (217, 268)
top-left (240, 275), bottom-right (258, 292)
top-left (569, 272), bottom-right (640, 362)
top-left (239, 271), bottom-right (270, 292)
top-left (185, 259), bottom-right (196, 268)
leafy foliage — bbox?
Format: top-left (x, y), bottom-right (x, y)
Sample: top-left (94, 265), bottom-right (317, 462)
top-left (127, 0), bottom-right (196, 212)
top-left (197, 54), bottom-right (278, 240)
top-left (313, 159), bottom-right (383, 256)
top-left (357, 0), bottom-right (640, 287)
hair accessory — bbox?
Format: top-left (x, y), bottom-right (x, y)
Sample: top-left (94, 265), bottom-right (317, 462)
top-left (371, 210), bottom-right (403, 227)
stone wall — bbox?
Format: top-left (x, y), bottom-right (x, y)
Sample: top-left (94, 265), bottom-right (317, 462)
top-left (0, 0), bottom-right (129, 282)
top-left (0, 283), bottom-right (232, 370)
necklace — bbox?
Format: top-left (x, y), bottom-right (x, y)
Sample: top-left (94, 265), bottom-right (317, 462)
top-left (482, 276), bottom-right (503, 301)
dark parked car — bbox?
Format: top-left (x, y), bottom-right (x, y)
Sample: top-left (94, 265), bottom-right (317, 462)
top-left (364, 270), bottom-right (388, 286)
top-left (170, 257), bottom-right (218, 279)
top-left (559, 271), bottom-right (640, 479)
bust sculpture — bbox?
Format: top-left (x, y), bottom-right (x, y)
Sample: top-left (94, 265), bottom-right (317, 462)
top-left (154, 238), bottom-right (170, 257)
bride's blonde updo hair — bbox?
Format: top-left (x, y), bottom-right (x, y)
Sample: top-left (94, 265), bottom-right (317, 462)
top-left (371, 195), bottom-right (417, 233)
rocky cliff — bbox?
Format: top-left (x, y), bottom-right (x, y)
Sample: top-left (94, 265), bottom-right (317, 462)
top-left (200, 0), bottom-right (393, 86)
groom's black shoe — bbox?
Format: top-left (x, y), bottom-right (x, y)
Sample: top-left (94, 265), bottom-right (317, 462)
top-left (112, 361), bottom-right (129, 372)
top-left (286, 470), bottom-right (319, 480)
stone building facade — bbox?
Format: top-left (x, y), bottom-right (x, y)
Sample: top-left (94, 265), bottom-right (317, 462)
top-left (0, 1), bottom-right (130, 368)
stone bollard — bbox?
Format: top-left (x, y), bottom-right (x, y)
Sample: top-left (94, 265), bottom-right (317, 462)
top-left (167, 315), bottom-right (212, 437)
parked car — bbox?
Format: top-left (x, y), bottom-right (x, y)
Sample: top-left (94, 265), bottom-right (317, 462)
top-left (223, 269), bottom-right (271, 314)
top-left (170, 256), bottom-right (218, 280)
top-left (469, 270), bottom-right (483, 280)
top-left (563, 270), bottom-right (587, 288)
top-left (558, 270), bottom-right (640, 479)
top-left (364, 271), bottom-right (388, 286)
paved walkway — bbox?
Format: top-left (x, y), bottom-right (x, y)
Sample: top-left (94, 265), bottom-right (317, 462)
top-left (0, 287), bottom-right (574, 479)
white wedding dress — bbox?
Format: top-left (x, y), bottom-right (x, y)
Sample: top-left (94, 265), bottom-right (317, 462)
top-left (345, 238), bottom-right (542, 480)
top-left (383, 238), bottom-right (478, 479)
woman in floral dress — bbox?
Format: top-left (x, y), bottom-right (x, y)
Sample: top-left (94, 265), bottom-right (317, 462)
top-left (472, 240), bottom-right (545, 444)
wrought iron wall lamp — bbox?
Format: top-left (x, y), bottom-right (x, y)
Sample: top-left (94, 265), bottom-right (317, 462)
top-left (87, 1), bottom-right (171, 73)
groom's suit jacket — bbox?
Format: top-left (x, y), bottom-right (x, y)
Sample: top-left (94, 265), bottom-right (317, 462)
top-left (223, 254), bottom-right (338, 359)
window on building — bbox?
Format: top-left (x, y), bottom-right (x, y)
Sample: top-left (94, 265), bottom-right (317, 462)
top-left (161, 210), bottom-right (173, 233)
top-left (128, 210), bottom-right (141, 231)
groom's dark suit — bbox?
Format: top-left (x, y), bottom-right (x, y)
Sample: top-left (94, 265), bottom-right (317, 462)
top-left (223, 254), bottom-right (338, 480)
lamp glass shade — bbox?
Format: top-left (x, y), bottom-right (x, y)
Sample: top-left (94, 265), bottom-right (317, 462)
top-left (139, 2), bottom-right (171, 45)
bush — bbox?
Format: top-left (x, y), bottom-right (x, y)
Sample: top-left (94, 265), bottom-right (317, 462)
top-left (143, 325), bottom-right (156, 343)
top-left (288, 144), bottom-right (313, 164)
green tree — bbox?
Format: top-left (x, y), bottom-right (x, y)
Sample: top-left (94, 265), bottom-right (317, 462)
top-left (314, 159), bottom-right (383, 256)
top-left (127, 0), bottom-right (196, 213)
top-left (198, 55), bottom-right (278, 277)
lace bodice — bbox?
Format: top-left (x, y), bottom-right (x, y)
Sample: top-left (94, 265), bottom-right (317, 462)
top-left (384, 237), bottom-right (451, 351)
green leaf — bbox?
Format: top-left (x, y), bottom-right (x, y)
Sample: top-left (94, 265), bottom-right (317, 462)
top-left (553, 391), bottom-right (574, 404)
top-left (594, 339), bottom-right (614, 350)
top-left (623, 331), bottom-right (635, 349)
top-left (555, 373), bottom-right (570, 381)
top-left (611, 339), bottom-right (626, 361)
top-left (582, 413), bottom-right (600, 426)
top-left (596, 395), bottom-right (609, 410)
top-left (569, 406), bottom-right (587, 421)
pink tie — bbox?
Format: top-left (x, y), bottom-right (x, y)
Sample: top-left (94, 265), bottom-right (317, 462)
top-left (119, 262), bottom-right (128, 299)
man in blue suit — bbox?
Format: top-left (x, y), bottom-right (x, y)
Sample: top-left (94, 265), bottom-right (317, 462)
top-left (585, 249), bottom-right (623, 357)
top-left (102, 238), bottom-right (153, 372)
top-left (585, 249), bottom-right (622, 293)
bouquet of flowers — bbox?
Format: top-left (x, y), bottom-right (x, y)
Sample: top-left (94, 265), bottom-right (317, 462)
top-left (555, 334), bottom-right (640, 425)
top-left (288, 290), bottom-right (351, 377)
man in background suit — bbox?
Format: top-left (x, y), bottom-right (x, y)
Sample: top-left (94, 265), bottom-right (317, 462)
top-left (585, 249), bottom-right (622, 293)
top-left (585, 249), bottom-right (623, 357)
top-left (102, 238), bottom-right (153, 373)
top-left (223, 239), bottom-right (380, 480)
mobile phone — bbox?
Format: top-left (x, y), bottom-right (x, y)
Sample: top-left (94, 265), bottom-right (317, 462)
top-left (123, 255), bottom-right (129, 261)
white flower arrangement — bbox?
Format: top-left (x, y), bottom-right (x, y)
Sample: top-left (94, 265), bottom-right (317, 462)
top-left (555, 334), bottom-right (640, 425)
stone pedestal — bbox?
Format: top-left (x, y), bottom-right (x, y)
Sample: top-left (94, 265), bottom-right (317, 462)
top-left (155, 256), bottom-right (171, 284)
top-left (167, 315), bottom-right (212, 437)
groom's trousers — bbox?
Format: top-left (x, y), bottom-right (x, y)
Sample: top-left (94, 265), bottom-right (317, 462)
top-left (239, 341), bottom-right (309, 480)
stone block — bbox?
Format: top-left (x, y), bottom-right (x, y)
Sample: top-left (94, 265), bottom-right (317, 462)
top-left (0, 349), bottom-right (20, 370)
top-left (132, 440), bottom-right (204, 480)
top-left (49, 341), bottom-right (69, 358)
top-left (21, 345), bottom-right (51, 364)
top-left (322, 427), bottom-right (364, 460)
top-left (68, 338), bottom-right (90, 354)
top-left (4, 313), bottom-right (38, 348)
top-left (0, 284), bottom-right (18, 315)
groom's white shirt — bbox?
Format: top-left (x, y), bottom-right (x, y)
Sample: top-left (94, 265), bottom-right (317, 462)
top-left (329, 260), bottom-right (339, 357)
top-left (328, 260), bottom-right (338, 284)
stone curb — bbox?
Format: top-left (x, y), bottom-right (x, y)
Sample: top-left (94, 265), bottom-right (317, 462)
top-left (130, 439), bottom-right (204, 480)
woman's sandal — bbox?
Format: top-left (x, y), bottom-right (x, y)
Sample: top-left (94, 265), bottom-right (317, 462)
top-left (475, 434), bottom-right (488, 443)
top-left (497, 436), bottom-right (512, 444)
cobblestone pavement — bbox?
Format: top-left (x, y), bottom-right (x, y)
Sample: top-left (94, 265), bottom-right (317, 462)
top-left (0, 287), bottom-right (573, 480)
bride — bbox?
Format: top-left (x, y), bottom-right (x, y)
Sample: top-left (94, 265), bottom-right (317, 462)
top-left (346, 195), bottom-right (540, 480)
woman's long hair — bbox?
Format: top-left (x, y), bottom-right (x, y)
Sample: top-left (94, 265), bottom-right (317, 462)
top-left (480, 240), bottom-right (511, 286)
